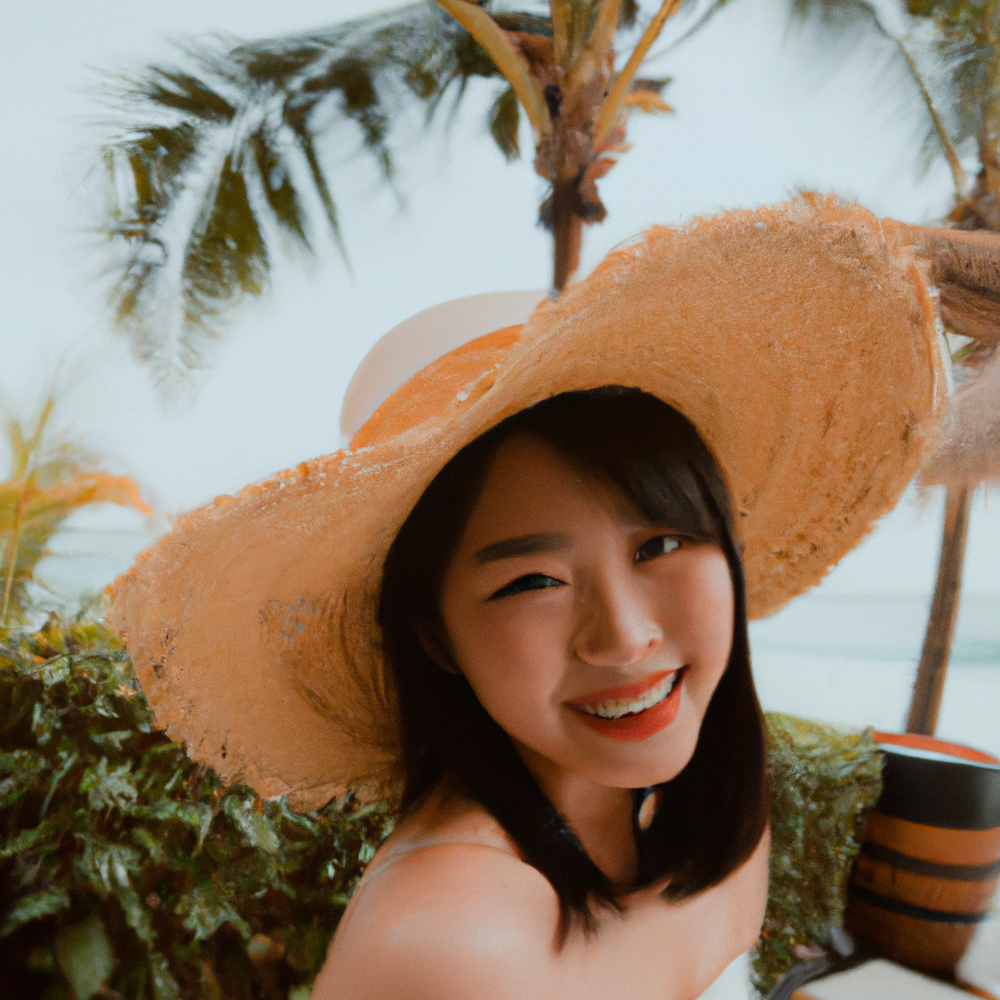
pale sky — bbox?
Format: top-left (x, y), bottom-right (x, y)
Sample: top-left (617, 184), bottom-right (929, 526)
top-left (1, 0), bottom-right (998, 612)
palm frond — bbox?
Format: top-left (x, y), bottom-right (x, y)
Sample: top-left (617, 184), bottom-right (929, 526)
top-left (489, 85), bottom-right (523, 159)
top-left (905, 0), bottom-right (998, 158)
top-left (251, 125), bottom-right (310, 249)
top-left (1, 403), bottom-right (150, 624)
top-left (100, 2), bottom-right (511, 392)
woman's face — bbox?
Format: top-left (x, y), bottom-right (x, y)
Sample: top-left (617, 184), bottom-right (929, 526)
top-left (434, 433), bottom-right (735, 791)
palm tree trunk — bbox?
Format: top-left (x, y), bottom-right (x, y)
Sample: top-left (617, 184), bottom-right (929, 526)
top-left (551, 179), bottom-right (583, 294)
top-left (906, 485), bottom-right (973, 735)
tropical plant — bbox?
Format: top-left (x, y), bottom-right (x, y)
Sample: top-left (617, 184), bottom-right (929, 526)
top-left (99, 0), bottom-right (680, 389)
top-left (0, 400), bottom-right (151, 626)
top-left (0, 613), bottom-right (394, 1000)
top-left (690, 0), bottom-right (1000, 737)
top-left (0, 611), bottom-right (882, 999)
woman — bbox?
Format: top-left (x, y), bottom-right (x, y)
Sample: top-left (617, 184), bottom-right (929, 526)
top-left (108, 197), bottom-right (951, 999)
top-left (316, 388), bottom-right (771, 999)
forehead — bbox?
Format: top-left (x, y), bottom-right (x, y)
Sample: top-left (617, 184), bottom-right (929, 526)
top-left (458, 433), bottom-right (644, 543)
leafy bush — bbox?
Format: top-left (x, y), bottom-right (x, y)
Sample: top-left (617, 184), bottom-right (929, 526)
top-left (0, 614), bottom-right (393, 1000)
top-left (1, 614), bottom-right (883, 999)
top-left (753, 712), bottom-right (884, 994)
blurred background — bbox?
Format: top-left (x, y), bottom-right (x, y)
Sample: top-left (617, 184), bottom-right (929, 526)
top-left (1, 0), bottom-right (997, 754)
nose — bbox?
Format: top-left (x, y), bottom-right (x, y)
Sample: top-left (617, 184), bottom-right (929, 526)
top-left (572, 569), bottom-right (663, 667)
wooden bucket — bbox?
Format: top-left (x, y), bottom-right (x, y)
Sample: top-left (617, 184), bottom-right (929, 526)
top-left (845, 732), bottom-right (1000, 978)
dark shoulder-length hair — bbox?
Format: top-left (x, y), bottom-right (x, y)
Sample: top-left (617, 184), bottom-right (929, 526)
top-left (378, 387), bottom-right (769, 937)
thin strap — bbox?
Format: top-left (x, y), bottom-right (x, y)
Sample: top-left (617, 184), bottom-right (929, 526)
top-left (359, 833), bottom-right (518, 888)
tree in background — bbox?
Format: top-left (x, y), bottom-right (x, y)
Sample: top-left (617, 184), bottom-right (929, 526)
top-left (100, 0), bottom-right (679, 390)
top-left (0, 399), bottom-right (150, 625)
top-left (98, 0), bottom-right (1000, 734)
top-left (688, 0), bottom-right (1000, 735)
top-left (890, 0), bottom-right (1000, 735)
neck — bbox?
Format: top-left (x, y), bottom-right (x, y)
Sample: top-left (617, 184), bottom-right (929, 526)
top-left (514, 741), bottom-right (638, 884)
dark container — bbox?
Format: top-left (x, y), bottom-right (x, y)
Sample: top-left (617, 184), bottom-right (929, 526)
top-left (845, 732), bottom-right (1000, 978)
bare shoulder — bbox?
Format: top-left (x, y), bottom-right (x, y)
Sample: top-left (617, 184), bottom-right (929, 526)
top-left (313, 836), bottom-right (561, 1000)
top-left (312, 787), bottom-right (559, 1000)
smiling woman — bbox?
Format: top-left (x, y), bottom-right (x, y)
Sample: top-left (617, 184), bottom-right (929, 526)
top-left (106, 197), bottom-right (962, 1000)
top-left (370, 390), bottom-right (765, 920)
top-left (318, 389), bottom-right (772, 997)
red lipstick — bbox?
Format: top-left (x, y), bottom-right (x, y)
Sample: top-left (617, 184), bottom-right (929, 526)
top-left (567, 668), bottom-right (686, 742)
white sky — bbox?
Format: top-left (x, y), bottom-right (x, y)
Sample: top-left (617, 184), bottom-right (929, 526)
top-left (1, 0), bottom-right (998, 611)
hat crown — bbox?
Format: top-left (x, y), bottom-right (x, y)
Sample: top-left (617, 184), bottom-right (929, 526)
top-left (340, 291), bottom-right (544, 444)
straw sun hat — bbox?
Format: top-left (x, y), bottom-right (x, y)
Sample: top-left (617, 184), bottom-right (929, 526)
top-left (110, 195), bottom-right (967, 811)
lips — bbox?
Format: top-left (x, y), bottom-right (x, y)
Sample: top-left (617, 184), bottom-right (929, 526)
top-left (566, 667), bottom-right (687, 742)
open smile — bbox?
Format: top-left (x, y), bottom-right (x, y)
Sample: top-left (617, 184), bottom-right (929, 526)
top-left (566, 668), bottom-right (687, 742)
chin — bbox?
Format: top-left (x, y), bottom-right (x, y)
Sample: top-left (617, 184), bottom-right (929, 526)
top-left (580, 727), bottom-right (703, 789)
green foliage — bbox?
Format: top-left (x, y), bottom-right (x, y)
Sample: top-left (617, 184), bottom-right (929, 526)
top-left (905, 0), bottom-right (1000, 163)
top-left (489, 85), bottom-right (522, 161)
top-left (1, 611), bottom-right (882, 998)
top-left (102, 1), bottom-right (517, 389)
top-left (753, 713), bottom-right (884, 995)
top-left (100, 0), bottom-right (661, 390)
top-left (0, 614), bottom-right (394, 1000)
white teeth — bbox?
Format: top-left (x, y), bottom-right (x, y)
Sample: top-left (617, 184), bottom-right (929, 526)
top-left (578, 671), bottom-right (678, 720)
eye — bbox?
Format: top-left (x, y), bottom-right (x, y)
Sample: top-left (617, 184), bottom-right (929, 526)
top-left (488, 574), bottom-right (564, 600)
top-left (634, 535), bottom-right (681, 563)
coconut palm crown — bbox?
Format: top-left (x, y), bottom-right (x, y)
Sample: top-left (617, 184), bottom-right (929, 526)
top-left (101, 0), bottom-right (680, 389)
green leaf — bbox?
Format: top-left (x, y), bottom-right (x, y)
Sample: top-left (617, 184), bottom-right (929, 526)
top-left (130, 824), bottom-right (166, 865)
top-left (251, 126), bottom-right (311, 248)
top-left (151, 798), bottom-right (214, 848)
top-left (488, 85), bottom-right (521, 161)
top-left (285, 106), bottom-right (349, 264)
top-left (177, 882), bottom-right (252, 941)
top-left (148, 949), bottom-right (181, 1000)
top-left (112, 877), bottom-right (155, 945)
top-left (73, 838), bottom-right (144, 896)
top-left (39, 749), bottom-right (78, 820)
top-left (1, 886), bottom-right (71, 936)
top-left (97, 1), bottom-right (516, 391)
top-left (223, 794), bottom-right (281, 855)
top-left (752, 713), bottom-right (883, 994)
top-left (80, 757), bottom-right (139, 813)
top-left (181, 154), bottom-right (268, 322)
top-left (119, 122), bottom-right (200, 221)
top-left (138, 67), bottom-right (236, 122)
top-left (31, 699), bottom-right (62, 744)
top-left (38, 655), bottom-right (72, 686)
top-left (1, 612), bottom-right (397, 994)
top-left (0, 819), bottom-right (59, 859)
top-left (0, 749), bottom-right (48, 809)
top-left (55, 914), bottom-right (116, 1000)
top-left (89, 729), bottom-right (135, 751)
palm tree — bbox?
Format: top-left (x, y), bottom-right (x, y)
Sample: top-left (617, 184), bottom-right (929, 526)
top-left (0, 399), bottom-right (151, 625)
top-left (889, 0), bottom-right (1000, 735)
top-left (747, 0), bottom-right (1000, 735)
top-left (100, 0), bottom-right (680, 390)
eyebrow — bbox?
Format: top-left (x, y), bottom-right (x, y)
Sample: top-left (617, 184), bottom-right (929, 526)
top-left (473, 532), bottom-right (572, 565)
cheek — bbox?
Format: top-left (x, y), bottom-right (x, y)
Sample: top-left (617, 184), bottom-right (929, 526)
top-left (443, 598), bottom-right (569, 730)
top-left (668, 551), bottom-right (735, 685)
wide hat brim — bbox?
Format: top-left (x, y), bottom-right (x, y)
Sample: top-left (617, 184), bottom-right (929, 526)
top-left (108, 197), bottom-right (947, 810)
